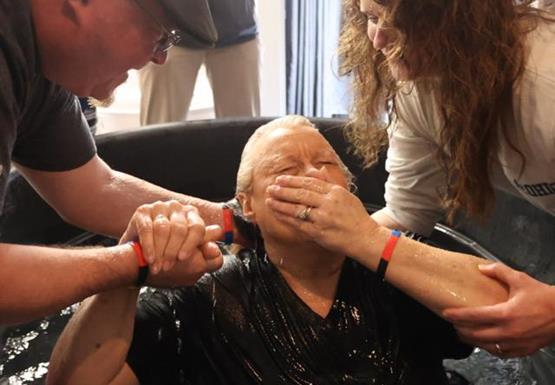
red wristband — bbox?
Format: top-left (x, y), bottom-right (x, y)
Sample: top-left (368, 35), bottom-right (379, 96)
top-left (130, 241), bottom-right (148, 267)
top-left (376, 229), bottom-right (402, 281)
top-left (222, 207), bottom-right (234, 245)
top-left (130, 241), bottom-right (149, 286)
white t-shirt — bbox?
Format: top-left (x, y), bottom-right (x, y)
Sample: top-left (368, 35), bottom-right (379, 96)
top-left (383, 21), bottom-right (555, 236)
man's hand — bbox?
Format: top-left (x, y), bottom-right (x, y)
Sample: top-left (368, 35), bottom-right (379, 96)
top-left (120, 200), bottom-right (209, 274)
top-left (146, 225), bottom-right (223, 287)
top-left (443, 263), bottom-right (555, 358)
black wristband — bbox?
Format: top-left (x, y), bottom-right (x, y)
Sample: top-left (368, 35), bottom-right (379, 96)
top-left (136, 266), bottom-right (149, 287)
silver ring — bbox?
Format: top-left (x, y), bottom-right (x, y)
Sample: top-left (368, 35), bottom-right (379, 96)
top-left (154, 214), bottom-right (167, 221)
top-left (296, 206), bottom-right (312, 221)
top-left (495, 343), bottom-right (503, 355)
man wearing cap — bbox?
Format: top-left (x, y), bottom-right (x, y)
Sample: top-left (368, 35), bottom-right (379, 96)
top-left (139, 0), bottom-right (260, 123)
top-left (0, 0), bottom-right (229, 325)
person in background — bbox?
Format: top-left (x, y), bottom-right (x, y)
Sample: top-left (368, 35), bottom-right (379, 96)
top-left (139, 0), bottom-right (260, 124)
top-left (47, 116), bottom-right (508, 385)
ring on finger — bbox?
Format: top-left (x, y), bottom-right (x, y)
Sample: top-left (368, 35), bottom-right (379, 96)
top-left (495, 343), bottom-right (503, 355)
top-left (296, 206), bottom-right (313, 221)
top-left (154, 214), bottom-right (167, 222)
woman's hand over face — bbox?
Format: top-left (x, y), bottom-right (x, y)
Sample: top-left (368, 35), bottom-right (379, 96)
top-left (266, 175), bottom-right (379, 257)
top-left (119, 200), bottom-right (222, 276)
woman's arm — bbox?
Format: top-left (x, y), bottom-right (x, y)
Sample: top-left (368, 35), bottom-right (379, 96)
top-left (47, 226), bottom-right (223, 385)
top-left (266, 176), bottom-right (508, 314)
top-left (351, 225), bottom-right (508, 314)
top-left (46, 288), bottom-right (140, 385)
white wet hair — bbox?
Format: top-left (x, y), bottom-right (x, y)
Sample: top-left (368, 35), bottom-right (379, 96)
top-left (235, 115), bottom-right (355, 195)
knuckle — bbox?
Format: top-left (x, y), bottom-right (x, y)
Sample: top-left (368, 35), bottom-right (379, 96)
top-left (154, 219), bottom-right (170, 230)
top-left (168, 200), bottom-right (183, 210)
top-left (185, 204), bottom-right (198, 213)
top-left (137, 221), bottom-right (153, 233)
top-left (512, 271), bottom-right (527, 283)
top-left (189, 222), bottom-right (206, 236)
top-left (330, 185), bottom-right (343, 194)
top-left (173, 222), bottom-right (189, 235)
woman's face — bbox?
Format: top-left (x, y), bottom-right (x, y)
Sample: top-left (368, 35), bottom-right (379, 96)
top-left (240, 125), bottom-right (349, 244)
top-left (360, 0), bottom-right (416, 81)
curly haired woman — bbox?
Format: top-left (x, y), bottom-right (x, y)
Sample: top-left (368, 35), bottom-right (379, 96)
top-left (266, 1), bottom-right (555, 382)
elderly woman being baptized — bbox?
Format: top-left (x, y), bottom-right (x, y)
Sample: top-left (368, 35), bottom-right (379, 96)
top-left (48, 116), bottom-right (508, 385)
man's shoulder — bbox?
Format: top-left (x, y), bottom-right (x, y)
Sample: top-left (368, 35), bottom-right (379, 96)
top-left (0, 0), bottom-right (40, 111)
top-left (0, 0), bottom-right (37, 71)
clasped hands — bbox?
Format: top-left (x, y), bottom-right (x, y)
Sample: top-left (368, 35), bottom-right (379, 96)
top-left (119, 200), bottom-right (224, 287)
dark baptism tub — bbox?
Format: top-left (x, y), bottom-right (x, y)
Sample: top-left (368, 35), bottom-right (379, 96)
top-left (0, 118), bottom-right (553, 385)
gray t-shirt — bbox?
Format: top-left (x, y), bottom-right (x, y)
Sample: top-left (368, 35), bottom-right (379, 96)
top-left (163, 0), bottom-right (257, 49)
top-left (0, 0), bottom-right (96, 211)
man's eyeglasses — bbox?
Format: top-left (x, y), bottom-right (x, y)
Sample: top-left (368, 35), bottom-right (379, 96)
top-left (132, 0), bottom-right (182, 53)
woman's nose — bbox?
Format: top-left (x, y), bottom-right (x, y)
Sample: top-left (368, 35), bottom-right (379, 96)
top-left (372, 26), bottom-right (389, 51)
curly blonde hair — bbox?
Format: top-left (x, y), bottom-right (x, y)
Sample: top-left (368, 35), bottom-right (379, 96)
top-left (339, 0), bottom-right (548, 220)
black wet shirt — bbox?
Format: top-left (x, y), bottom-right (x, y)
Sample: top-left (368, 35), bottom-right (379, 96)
top-left (0, 0), bottom-right (96, 209)
top-left (127, 254), bottom-right (472, 385)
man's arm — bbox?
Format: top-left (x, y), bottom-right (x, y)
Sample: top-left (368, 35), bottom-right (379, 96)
top-left (0, 200), bottom-right (223, 325)
top-left (0, 243), bottom-right (137, 325)
top-left (15, 155), bottom-right (223, 238)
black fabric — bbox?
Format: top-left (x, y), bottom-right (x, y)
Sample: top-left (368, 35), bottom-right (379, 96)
top-left (0, 0), bottom-right (97, 211)
top-left (127, 253), bottom-right (471, 385)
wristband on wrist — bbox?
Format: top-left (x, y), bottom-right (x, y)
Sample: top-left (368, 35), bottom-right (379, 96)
top-left (376, 229), bottom-right (402, 281)
top-left (222, 206), bottom-right (234, 245)
top-left (129, 241), bottom-right (149, 287)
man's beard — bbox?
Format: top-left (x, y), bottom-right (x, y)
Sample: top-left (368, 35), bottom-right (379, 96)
top-left (88, 93), bottom-right (116, 108)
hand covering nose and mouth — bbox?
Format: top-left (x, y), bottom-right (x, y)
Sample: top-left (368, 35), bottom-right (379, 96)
top-left (159, 0), bottom-right (219, 44)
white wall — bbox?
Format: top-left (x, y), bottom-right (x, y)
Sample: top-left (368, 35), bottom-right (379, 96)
top-left (97, 0), bottom-right (286, 133)
top-left (256, 0), bottom-right (287, 116)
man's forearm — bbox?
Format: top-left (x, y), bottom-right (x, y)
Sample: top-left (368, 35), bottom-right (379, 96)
top-left (67, 170), bottom-right (223, 238)
top-left (0, 243), bottom-right (137, 325)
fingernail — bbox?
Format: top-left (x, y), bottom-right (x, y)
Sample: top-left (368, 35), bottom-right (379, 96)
top-left (179, 251), bottom-right (190, 261)
top-left (152, 263), bottom-right (160, 275)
